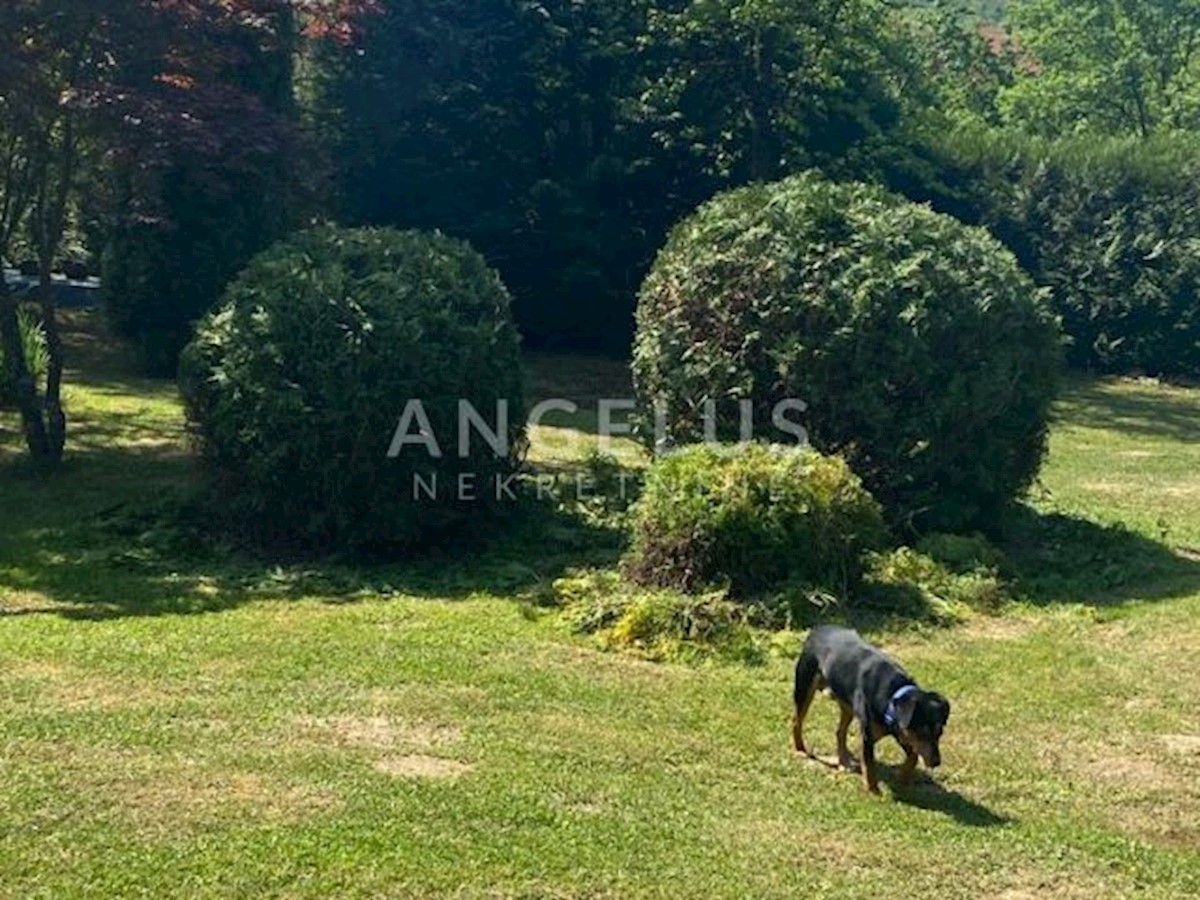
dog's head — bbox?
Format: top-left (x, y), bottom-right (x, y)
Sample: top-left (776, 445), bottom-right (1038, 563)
top-left (893, 690), bottom-right (951, 768)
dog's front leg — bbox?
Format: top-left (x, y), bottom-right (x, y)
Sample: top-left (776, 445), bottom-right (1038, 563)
top-left (897, 747), bottom-right (918, 784)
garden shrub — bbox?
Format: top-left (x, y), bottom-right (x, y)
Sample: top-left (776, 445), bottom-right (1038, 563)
top-left (623, 443), bottom-right (887, 598)
top-left (179, 226), bottom-right (526, 552)
top-left (906, 129), bottom-right (1200, 378)
top-left (0, 307), bottom-right (48, 408)
top-left (633, 171), bottom-right (1061, 533)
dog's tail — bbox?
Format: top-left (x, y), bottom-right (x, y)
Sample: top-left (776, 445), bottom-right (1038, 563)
top-left (792, 648), bottom-right (821, 754)
top-left (794, 650), bottom-right (820, 709)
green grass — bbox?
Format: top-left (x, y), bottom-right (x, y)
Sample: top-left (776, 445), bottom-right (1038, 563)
top-left (2, 314), bottom-right (1199, 897)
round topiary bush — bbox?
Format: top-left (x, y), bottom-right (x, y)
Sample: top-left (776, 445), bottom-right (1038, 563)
top-left (179, 226), bottom-right (526, 552)
top-left (633, 171), bottom-right (1061, 533)
top-left (624, 443), bottom-right (887, 597)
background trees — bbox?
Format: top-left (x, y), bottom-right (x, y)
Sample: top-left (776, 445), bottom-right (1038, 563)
top-left (1004, 0), bottom-right (1200, 136)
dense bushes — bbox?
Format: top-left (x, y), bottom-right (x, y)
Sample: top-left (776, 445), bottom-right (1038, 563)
top-left (179, 226), bottom-right (526, 552)
top-left (904, 130), bottom-right (1200, 378)
top-left (624, 444), bottom-right (887, 598)
top-left (633, 172), bottom-right (1061, 533)
top-left (103, 163), bottom-right (294, 376)
top-left (0, 307), bottom-right (48, 408)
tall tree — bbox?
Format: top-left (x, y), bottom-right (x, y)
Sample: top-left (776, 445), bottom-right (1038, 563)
top-left (641, 0), bottom-right (911, 182)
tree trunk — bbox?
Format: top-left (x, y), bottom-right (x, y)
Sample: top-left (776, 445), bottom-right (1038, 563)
top-left (37, 261), bottom-right (66, 463)
top-left (0, 278), bottom-right (51, 459)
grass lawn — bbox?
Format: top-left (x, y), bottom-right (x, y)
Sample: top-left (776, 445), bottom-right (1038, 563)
top-left (2, 314), bottom-right (1199, 898)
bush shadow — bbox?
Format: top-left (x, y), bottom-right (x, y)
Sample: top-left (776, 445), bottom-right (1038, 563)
top-left (0, 452), bottom-right (626, 622)
top-left (997, 504), bottom-right (1200, 606)
top-left (1056, 377), bottom-right (1200, 444)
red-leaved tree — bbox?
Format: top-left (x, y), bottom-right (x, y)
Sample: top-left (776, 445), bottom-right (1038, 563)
top-left (0, 0), bottom-right (374, 463)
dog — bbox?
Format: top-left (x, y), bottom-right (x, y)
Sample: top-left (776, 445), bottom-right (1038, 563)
top-left (792, 625), bottom-right (950, 794)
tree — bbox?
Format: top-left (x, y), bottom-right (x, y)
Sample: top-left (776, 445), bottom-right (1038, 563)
top-left (0, 1), bottom-right (105, 462)
top-left (0, 0), bottom-right (371, 462)
top-left (640, 0), bottom-right (911, 183)
top-left (1005, 0), bottom-right (1200, 136)
top-left (325, 0), bottom-right (666, 352)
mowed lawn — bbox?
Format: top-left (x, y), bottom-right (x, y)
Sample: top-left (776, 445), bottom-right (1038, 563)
top-left (2, 316), bottom-right (1200, 898)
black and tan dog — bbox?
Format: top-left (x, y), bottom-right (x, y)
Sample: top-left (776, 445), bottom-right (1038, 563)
top-left (792, 625), bottom-right (950, 794)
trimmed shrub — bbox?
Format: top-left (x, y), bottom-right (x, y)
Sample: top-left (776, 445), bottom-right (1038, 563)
top-left (902, 129), bottom-right (1200, 378)
top-left (179, 226), bottom-right (526, 552)
top-left (633, 171), bottom-right (1061, 532)
top-left (0, 307), bottom-right (48, 409)
top-left (624, 443), bottom-right (887, 597)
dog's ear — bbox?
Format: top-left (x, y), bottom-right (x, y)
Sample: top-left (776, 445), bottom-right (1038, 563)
top-left (927, 693), bottom-right (951, 726)
top-left (894, 690), bottom-right (919, 729)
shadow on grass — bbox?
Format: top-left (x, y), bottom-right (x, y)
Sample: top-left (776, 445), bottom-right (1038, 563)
top-left (1056, 377), bottom-right (1200, 444)
top-left (997, 505), bottom-right (1200, 606)
top-left (885, 771), bottom-right (1011, 827)
top-left (0, 450), bottom-right (625, 622)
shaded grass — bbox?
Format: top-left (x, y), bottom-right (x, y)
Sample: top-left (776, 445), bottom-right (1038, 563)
top-left (2, 314), bottom-right (1200, 897)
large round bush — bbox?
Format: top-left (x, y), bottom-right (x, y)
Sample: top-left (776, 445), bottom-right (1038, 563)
top-left (632, 172), bottom-right (1061, 533)
top-left (179, 226), bottom-right (526, 551)
top-left (624, 444), bottom-right (887, 597)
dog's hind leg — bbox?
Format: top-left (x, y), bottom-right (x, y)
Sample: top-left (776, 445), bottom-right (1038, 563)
top-left (835, 701), bottom-right (859, 773)
top-left (792, 652), bottom-right (823, 756)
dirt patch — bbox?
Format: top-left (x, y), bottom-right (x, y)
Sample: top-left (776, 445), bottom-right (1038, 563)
top-left (374, 754), bottom-right (474, 780)
top-left (1162, 734), bottom-right (1200, 756)
top-left (11, 741), bottom-right (340, 835)
top-left (3, 660), bottom-right (168, 711)
top-left (1080, 479), bottom-right (1130, 495)
top-left (296, 715), bottom-right (461, 752)
top-left (1071, 744), bottom-right (1200, 851)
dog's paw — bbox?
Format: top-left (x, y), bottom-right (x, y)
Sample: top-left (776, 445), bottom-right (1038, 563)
top-left (838, 755), bottom-right (861, 774)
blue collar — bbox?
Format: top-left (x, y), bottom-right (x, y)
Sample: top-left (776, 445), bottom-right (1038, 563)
top-left (883, 684), bottom-right (918, 728)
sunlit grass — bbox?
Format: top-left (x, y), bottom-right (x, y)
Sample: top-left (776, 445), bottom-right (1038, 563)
top-left (1, 316), bottom-right (1198, 897)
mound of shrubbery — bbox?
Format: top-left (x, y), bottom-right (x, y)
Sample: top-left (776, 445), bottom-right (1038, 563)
top-left (0, 307), bottom-right (48, 408)
top-left (623, 443), bottom-right (887, 598)
top-left (633, 171), bottom-right (1061, 533)
top-left (906, 130), bottom-right (1200, 378)
top-left (179, 226), bottom-right (526, 552)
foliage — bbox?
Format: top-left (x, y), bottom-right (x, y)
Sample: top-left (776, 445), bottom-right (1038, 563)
top-left (863, 546), bottom-right (1009, 619)
top-left (641, 0), bottom-right (910, 182)
top-left (555, 569), bottom-right (764, 664)
top-left (624, 444), bottom-right (887, 600)
top-left (633, 171), bottom-right (1061, 533)
top-left (323, 0), bottom-right (925, 354)
top-left (91, 1), bottom-right (373, 376)
top-left (178, 226), bottom-right (526, 553)
top-left (913, 130), bottom-right (1200, 376)
top-left (0, 307), bottom-right (48, 408)
top-left (322, 0), bottom-right (672, 354)
top-left (1005, 0), bottom-right (1200, 137)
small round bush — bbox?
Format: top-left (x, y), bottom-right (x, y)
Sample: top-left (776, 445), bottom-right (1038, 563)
top-left (179, 226), bottom-right (526, 552)
top-left (624, 443), bottom-right (887, 597)
top-left (633, 171), bottom-right (1061, 533)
